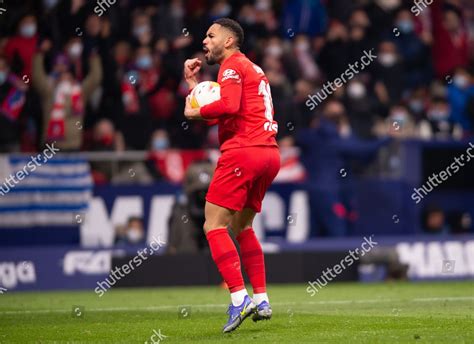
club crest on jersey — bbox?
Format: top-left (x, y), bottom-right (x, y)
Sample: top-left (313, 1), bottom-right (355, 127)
top-left (264, 121), bottom-right (278, 132)
top-left (221, 69), bottom-right (240, 82)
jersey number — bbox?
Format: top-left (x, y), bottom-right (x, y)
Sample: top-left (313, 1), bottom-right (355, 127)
top-left (258, 80), bottom-right (274, 121)
top-left (258, 80), bottom-right (277, 132)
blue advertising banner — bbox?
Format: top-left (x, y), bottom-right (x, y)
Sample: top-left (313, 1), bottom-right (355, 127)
top-left (0, 235), bottom-right (472, 292)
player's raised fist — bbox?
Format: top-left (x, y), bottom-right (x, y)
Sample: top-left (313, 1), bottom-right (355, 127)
top-left (184, 58), bottom-right (202, 89)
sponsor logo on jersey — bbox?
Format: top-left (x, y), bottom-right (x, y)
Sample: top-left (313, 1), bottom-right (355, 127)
top-left (221, 69), bottom-right (240, 82)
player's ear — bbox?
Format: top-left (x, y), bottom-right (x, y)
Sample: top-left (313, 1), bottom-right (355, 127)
top-left (224, 35), bottom-right (234, 49)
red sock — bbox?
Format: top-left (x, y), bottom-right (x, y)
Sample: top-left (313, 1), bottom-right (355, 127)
top-left (206, 228), bottom-right (245, 293)
top-left (236, 228), bottom-right (266, 293)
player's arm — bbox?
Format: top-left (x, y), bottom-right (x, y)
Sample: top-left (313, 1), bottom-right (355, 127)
top-left (200, 77), bottom-right (242, 119)
top-left (183, 58), bottom-right (202, 90)
top-left (183, 97), bottom-right (219, 123)
top-left (190, 68), bottom-right (243, 120)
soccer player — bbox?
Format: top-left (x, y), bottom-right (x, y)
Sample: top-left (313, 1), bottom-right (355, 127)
top-left (183, 18), bottom-right (280, 333)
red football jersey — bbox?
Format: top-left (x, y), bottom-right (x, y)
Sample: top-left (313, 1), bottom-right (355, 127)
top-left (200, 51), bottom-right (278, 152)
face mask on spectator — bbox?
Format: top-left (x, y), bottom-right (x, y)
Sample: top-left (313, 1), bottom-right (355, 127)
top-left (376, 0), bottom-right (400, 11)
top-left (0, 71), bottom-right (7, 85)
top-left (391, 111), bottom-right (408, 125)
top-left (454, 74), bottom-right (469, 89)
top-left (379, 53), bottom-right (397, 67)
top-left (170, 4), bottom-right (184, 18)
top-left (57, 79), bottom-right (73, 91)
top-left (397, 20), bottom-right (413, 34)
top-left (265, 44), bottom-right (283, 58)
top-left (43, 0), bottom-right (59, 9)
top-left (153, 138), bottom-right (169, 150)
top-left (347, 82), bottom-right (366, 99)
top-left (214, 4), bottom-right (231, 18)
top-left (409, 100), bottom-right (424, 114)
top-left (238, 14), bottom-right (256, 25)
top-left (126, 228), bottom-right (143, 243)
top-left (20, 23), bottom-right (37, 38)
top-left (428, 109), bottom-right (449, 121)
top-left (295, 41), bottom-right (310, 53)
top-left (99, 133), bottom-right (114, 146)
top-left (68, 42), bottom-right (83, 59)
top-left (136, 55), bottom-right (153, 70)
top-left (133, 25), bottom-right (150, 38)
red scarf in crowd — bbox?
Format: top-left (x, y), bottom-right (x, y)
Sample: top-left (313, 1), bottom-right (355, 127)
top-left (46, 81), bottom-right (84, 141)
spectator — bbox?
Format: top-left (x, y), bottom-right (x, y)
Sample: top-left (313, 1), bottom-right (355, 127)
top-left (373, 40), bottom-right (405, 108)
top-left (167, 161), bottom-right (214, 254)
top-left (343, 78), bottom-right (379, 139)
top-left (101, 40), bottom-right (132, 128)
top-left (393, 8), bottom-right (432, 88)
top-left (447, 66), bottom-right (474, 133)
top-left (32, 39), bottom-right (102, 151)
top-left (115, 216), bottom-right (146, 245)
top-left (447, 211), bottom-right (472, 234)
top-left (418, 97), bottom-right (463, 140)
top-left (0, 0), bottom-right (471, 154)
top-left (297, 99), bottom-right (390, 236)
top-left (347, 9), bottom-right (375, 61)
top-left (431, 0), bottom-right (469, 78)
top-left (0, 56), bottom-right (29, 152)
top-left (88, 119), bottom-right (124, 183)
top-left (63, 37), bottom-right (85, 81)
top-left (130, 10), bottom-right (155, 47)
top-left (119, 45), bottom-right (173, 150)
top-left (4, 14), bottom-right (38, 78)
top-left (374, 104), bottom-right (418, 139)
top-left (292, 34), bottom-right (320, 82)
top-left (90, 118), bottom-right (124, 151)
top-left (364, 0), bottom-right (401, 40)
top-left (281, 0), bottom-right (328, 37)
top-left (406, 86), bottom-right (429, 121)
top-left (283, 78), bottom-right (311, 133)
top-left (318, 21), bottom-right (350, 81)
top-left (422, 205), bottom-right (450, 234)
top-left (274, 136), bottom-right (306, 182)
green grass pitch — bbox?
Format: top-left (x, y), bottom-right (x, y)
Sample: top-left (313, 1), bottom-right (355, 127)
top-left (0, 281), bottom-right (473, 343)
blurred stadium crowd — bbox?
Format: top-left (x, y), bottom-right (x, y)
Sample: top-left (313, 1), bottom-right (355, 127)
top-left (0, 0), bottom-right (473, 153)
top-left (0, 0), bottom-right (473, 241)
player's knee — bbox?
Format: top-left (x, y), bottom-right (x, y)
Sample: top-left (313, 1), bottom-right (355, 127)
top-left (229, 220), bottom-right (252, 236)
top-left (230, 215), bottom-right (253, 233)
top-left (203, 221), bottom-right (213, 233)
top-left (228, 225), bottom-right (242, 237)
top-left (203, 220), bottom-right (229, 234)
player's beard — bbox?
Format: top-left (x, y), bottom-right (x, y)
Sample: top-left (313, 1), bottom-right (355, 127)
top-left (205, 46), bottom-right (224, 65)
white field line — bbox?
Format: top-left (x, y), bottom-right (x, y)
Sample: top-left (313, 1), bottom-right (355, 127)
top-left (0, 296), bottom-right (472, 315)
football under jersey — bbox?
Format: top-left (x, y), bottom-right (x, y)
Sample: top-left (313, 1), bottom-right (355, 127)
top-left (200, 51), bottom-right (278, 152)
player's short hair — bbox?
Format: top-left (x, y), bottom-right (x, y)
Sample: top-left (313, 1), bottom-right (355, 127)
top-left (213, 18), bottom-right (244, 48)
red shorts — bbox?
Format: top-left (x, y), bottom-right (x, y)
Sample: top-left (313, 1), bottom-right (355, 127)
top-left (206, 146), bottom-right (280, 213)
